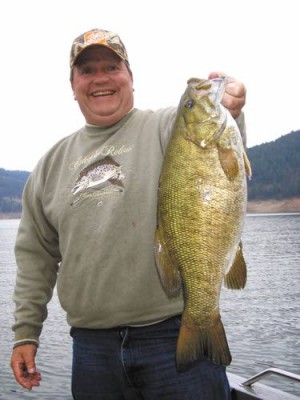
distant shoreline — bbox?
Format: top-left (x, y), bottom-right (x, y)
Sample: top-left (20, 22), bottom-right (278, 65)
top-left (246, 197), bottom-right (300, 213)
top-left (1, 197), bottom-right (299, 220)
top-left (0, 212), bottom-right (22, 220)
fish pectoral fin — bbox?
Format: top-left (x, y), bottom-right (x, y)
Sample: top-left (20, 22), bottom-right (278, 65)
top-left (176, 314), bottom-right (232, 370)
top-left (155, 228), bottom-right (182, 298)
top-left (224, 242), bottom-right (247, 289)
top-left (217, 145), bottom-right (239, 181)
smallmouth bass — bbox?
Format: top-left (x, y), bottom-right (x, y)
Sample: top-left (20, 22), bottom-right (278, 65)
top-left (155, 77), bottom-right (251, 369)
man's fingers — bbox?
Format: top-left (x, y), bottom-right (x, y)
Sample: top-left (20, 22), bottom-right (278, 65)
top-left (11, 344), bottom-right (41, 390)
top-left (208, 71), bottom-right (227, 80)
top-left (225, 81), bottom-right (247, 99)
top-left (13, 363), bottom-right (41, 390)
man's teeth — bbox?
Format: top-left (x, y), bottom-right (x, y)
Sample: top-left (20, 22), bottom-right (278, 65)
top-left (92, 91), bottom-right (114, 96)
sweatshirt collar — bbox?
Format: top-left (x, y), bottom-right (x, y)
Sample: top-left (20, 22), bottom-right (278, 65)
top-left (85, 108), bottom-right (135, 130)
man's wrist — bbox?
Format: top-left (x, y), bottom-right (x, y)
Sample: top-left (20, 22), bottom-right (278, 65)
top-left (13, 339), bottom-right (39, 349)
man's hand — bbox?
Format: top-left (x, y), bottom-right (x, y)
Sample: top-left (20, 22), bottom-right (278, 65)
top-left (11, 344), bottom-right (41, 390)
top-left (208, 71), bottom-right (246, 119)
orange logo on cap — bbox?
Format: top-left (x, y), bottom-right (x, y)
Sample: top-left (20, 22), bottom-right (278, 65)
top-left (84, 31), bottom-right (108, 46)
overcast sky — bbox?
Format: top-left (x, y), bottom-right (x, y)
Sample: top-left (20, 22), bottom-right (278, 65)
top-left (1, 0), bottom-right (299, 171)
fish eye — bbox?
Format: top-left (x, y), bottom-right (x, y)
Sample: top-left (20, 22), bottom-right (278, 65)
top-left (185, 99), bottom-right (194, 108)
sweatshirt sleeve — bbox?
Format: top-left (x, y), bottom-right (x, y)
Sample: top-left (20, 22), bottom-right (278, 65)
top-left (12, 171), bottom-right (61, 345)
top-left (235, 111), bottom-right (247, 148)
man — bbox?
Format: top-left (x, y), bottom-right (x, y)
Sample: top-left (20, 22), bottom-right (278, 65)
top-left (11, 29), bottom-right (246, 399)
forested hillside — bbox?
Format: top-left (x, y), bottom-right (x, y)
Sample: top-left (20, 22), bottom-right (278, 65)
top-left (247, 130), bottom-right (300, 200)
top-left (0, 130), bottom-right (299, 214)
top-left (0, 169), bottom-right (30, 213)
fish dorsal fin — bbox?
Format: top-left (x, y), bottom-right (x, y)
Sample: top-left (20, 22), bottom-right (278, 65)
top-left (224, 242), bottom-right (247, 289)
top-left (155, 228), bottom-right (182, 297)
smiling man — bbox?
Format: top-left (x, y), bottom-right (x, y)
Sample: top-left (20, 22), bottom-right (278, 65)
top-left (11, 28), bottom-right (247, 399)
top-left (71, 45), bottom-right (134, 126)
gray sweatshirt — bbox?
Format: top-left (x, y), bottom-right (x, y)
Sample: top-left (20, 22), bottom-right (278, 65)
top-left (13, 107), bottom-right (246, 345)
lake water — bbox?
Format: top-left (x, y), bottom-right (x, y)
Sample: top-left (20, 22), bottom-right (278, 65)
top-left (0, 215), bottom-right (299, 399)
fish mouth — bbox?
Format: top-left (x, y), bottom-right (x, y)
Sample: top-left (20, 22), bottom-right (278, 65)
top-left (188, 77), bottom-right (227, 100)
top-left (91, 90), bottom-right (116, 97)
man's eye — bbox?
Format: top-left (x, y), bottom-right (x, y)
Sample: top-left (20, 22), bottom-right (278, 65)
top-left (80, 66), bottom-right (93, 75)
top-left (106, 65), bottom-right (118, 72)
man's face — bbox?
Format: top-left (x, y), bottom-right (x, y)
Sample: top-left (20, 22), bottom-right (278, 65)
top-left (71, 46), bottom-right (134, 126)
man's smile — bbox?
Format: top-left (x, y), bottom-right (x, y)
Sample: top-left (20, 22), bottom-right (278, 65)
top-left (91, 90), bottom-right (115, 97)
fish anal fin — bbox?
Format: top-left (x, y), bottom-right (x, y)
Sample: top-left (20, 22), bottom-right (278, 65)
top-left (155, 228), bottom-right (182, 298)
top-left (176, 314), bottom-right (232, 370)
top-left (224, 242), bottom-right (247, 289)
top-left (217, 146), bottom-right (239, 181)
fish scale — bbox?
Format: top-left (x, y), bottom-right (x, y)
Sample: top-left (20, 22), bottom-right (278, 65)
top-left (155, 77), bottom-right (251, 370)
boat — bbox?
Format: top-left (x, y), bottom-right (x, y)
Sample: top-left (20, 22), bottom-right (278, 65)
top-left (228, 367), bottom-right (300, 399)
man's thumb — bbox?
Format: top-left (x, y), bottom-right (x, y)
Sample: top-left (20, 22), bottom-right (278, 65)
top-left (23, 346), bottom-right (37, 373)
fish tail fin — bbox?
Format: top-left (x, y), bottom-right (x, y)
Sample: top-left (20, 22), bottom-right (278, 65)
top-left (154, 228), bottom-right (182, 297)
top-left (224, 241), bottom-right (247, 289)
top-left (176, 314), bottom-right (232, 370)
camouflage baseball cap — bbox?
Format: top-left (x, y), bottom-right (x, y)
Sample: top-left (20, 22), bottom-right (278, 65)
top-left (70, 29), bottom-right (129, 68)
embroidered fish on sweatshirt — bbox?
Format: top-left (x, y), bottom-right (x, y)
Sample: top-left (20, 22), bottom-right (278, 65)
top-left (71, 156), bottom-right (125, 195)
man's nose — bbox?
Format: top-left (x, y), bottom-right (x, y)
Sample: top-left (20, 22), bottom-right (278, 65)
top-left (93, 70), bottom-right (109, 83)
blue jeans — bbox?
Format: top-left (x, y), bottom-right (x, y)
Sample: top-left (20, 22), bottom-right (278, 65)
top-left (71, 316), bottom-right (231, 400)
